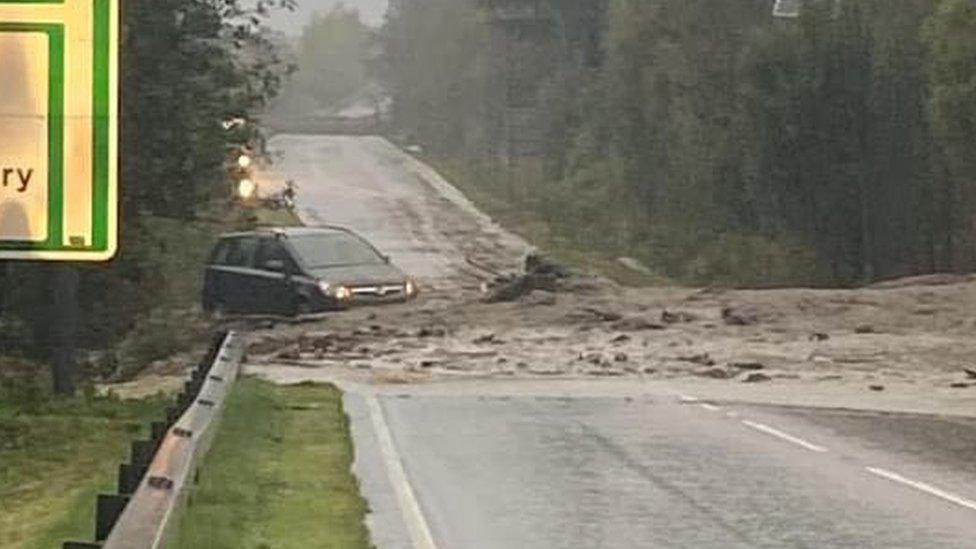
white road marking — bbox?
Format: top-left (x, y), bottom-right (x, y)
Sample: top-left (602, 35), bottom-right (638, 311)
top-left (866, 467), bottom-right (976, 512)
top-left (678, 394), bottom-right (699, 403)
top-left (741, 420), bottom-right (829, 453)
top-left (366, 394), bottom-right (439, 549)
top-left (700, 403), bottom-right (721, 412)
top-left (726, 411), bottom-right (739, 418)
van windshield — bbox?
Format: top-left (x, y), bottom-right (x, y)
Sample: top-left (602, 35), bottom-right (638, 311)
top-left (289, 233), bottom-right (385, 268)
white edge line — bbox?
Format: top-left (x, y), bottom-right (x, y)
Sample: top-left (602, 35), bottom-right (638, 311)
top-left (866, 467), bottom-right (976, 512)
top-left (742, 420), bottom-right (829, 453)
top-left (366, 394), bottom-right (439, 549)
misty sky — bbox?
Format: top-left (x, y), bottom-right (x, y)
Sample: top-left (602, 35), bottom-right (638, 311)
top-left (266, 0), bottom-right (389, 34)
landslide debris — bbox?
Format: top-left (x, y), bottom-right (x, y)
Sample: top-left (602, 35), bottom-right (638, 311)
top-left (482, 252), bottom-right (568, 303)
top-left (244, 264), bottom-right (976, 391)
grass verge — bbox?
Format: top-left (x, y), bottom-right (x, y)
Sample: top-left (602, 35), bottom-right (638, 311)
top-left (175, 378), bottom-right (371, 549)
top-left (0, 394), bottom-right (168, 548)
top-left (0, 202), bottom-right (305, 546)
top-left (425, 155), bottom-right (670, 287)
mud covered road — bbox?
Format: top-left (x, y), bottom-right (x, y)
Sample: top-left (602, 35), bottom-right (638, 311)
top-left (254, 136), bottom-right (976, 399)
top-left (247, 135), bottom-right (976, 548)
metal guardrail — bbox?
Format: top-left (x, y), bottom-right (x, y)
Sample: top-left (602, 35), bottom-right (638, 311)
top-left (63, 331), bottom-right (244, 549)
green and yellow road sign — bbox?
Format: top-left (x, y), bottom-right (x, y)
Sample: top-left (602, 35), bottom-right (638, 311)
top-left (0, 0), bottom-right (117, 261)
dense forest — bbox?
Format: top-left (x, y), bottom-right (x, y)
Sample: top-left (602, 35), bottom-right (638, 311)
top-left (383, 0), bottom-right (976, 287)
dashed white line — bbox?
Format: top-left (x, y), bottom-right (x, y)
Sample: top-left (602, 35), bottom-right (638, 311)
top-left (866, 467), bottom-right (976, 512)
top-left (725, 411), bottom-right (739, 418)
top-left (678, 395), bottom-right (700, 403)
top-left (741, 420), bottom-right (829, 453)
top-left (699, 403), bottom-right (721, 412)
top-left (366, 394), bottom-right (439, 549)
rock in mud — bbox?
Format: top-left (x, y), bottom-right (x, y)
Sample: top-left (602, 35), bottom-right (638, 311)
top-left (661, 310), bottom-right (698, 324)
top-left (610, 317), bottom-right (666, 332)
top-left (473, 333), bottom-right (499, 345)
top-left (742, 372), bottom-right (772, 383)
top-left (855, 325), bottom-right (876, 334)
top-left (611, 334), bottom-right (632, 344)
top-left (809, 333), bottom-right (830, 342)
top-left (417, 326), bottom-right (447, 338)
top-left (483, 253), bottom-right (568, 303)
top-left (963, 368), bottom-right (976, 379)
top-left (721, 307), bottom-right (758, 326)
top-left (695, 366), bottom-right (732, 379)
top-left (730, 361), bottom-right (765, 371)
top-left (522, 290), bottom-right (557, 307)
top-left (680, 353), bottom-right (716, 367)
top-left (524, 252), bottom-right (571, 278)
top-left (579, 352), bottom-right (605, 366)
top-left (581, 307), bottom-right (624, 322)
top-left (868, 384), bottom-right (885, 392)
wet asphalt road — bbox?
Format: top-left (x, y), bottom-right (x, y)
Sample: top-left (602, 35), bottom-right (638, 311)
top-left (347, 386), bottom-right (976, 549)
top-left (265, 135), bottom-right (976, 548)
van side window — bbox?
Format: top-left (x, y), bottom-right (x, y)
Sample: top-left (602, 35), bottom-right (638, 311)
top-left (224, 237), bottom-right (260, 267)
top-left (255, 238), bottom-right (298, 272)
top-left (210, 241), bottom-right (231, 265)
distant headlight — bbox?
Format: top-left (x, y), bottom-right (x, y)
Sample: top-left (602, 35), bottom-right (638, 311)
top-left (405, 279), bottom-right (418, 297)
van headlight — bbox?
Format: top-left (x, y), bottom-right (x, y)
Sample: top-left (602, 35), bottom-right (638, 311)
top-left (333, 286), bottom-right (352, 301)
top-left (319, 281), bottom-right (351, 300)
top-left (405, 279), bottom-right (418, 297)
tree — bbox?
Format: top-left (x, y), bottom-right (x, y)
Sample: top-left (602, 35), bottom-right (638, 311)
top-left (1, 0), bottom-right (294, 395)
top-left (382, 0), bottom-right (976, 286)
top-left (923, 0), bottom-right (976, 271)
top-left (381, 0), bottom-right (488, 154)
top-left (292, 5), bottom-right (370, 111)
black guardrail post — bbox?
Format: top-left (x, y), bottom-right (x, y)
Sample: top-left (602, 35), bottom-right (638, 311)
top-left (64, 331), bottom-right (233, 549)
top-left (95, 495), bottom-right (130, 541)
top-left (118, 463), bottom-right (142, 495)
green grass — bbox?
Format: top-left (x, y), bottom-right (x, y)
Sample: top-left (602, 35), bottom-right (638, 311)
top-left (0, 393), bottom-right (168, 548)
top-left (0, 202), bottom-right (308, 546)
top-left (424, 154), bottom-right (834, 288)
top-left (176, 379), bottom-right (371, 549)
top-left (426, 156), bottom-right (670, 287)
